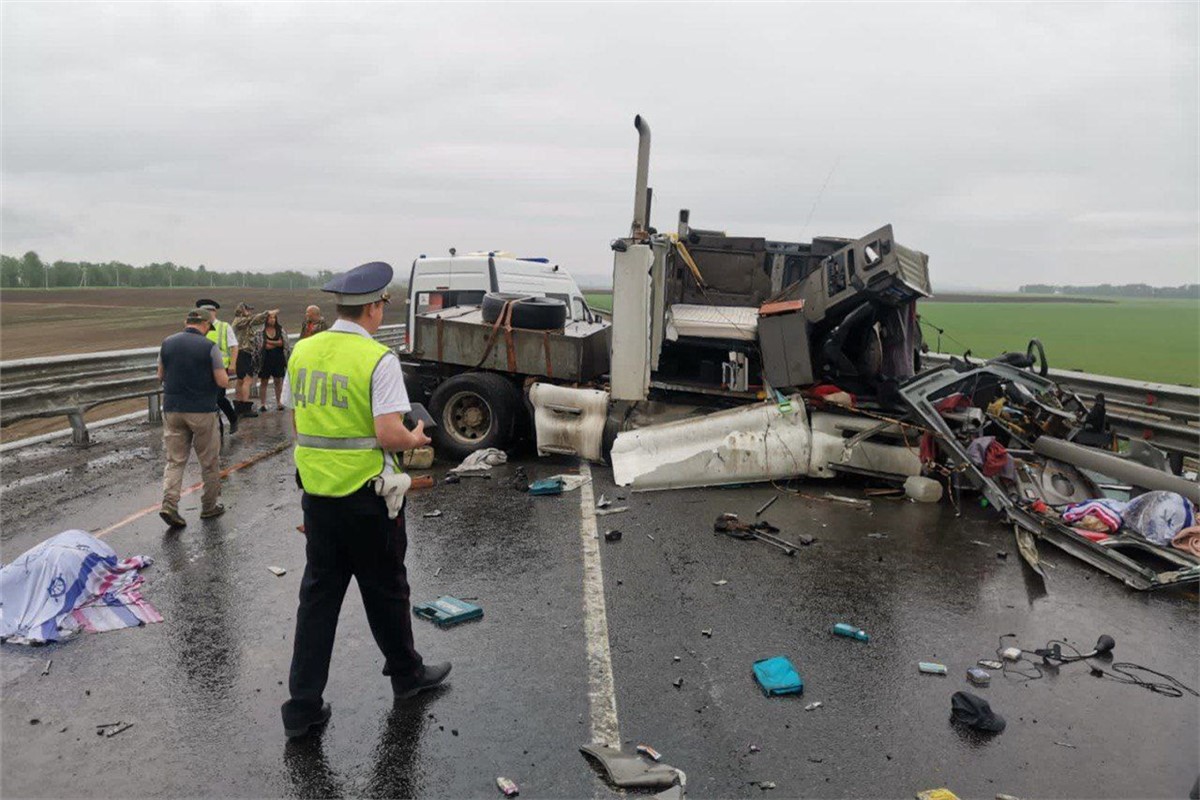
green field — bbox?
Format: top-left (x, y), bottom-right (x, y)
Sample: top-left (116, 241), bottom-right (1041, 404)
top-left (584, 293), bottom-right (1199, 386)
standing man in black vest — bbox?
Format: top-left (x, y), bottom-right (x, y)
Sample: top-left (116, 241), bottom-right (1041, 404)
top-left (157, 309), bottom-right (229, 527)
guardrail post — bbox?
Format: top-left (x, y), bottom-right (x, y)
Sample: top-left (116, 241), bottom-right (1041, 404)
top-left (148, 393), bottom-right (162, 424)
top-left (67, 411), bottom-right (90, 446)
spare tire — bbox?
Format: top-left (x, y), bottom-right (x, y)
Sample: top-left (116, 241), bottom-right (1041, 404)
top-left (480, 292), bottom-right (567, 330)
top-left (481, 292), bottom-right (531, 324)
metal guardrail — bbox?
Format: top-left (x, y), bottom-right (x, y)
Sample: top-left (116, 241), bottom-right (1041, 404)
top-left (0, 324), bottom-right (406, 445)
top-left (921, 352), bottom-right (1199, 460)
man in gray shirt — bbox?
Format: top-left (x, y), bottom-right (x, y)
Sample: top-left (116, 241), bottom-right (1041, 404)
top-left (157, 309), bottom-right (230, 527)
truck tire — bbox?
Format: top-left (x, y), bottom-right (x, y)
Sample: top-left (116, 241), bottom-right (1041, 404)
top-left (480, 292), bottom-right (568, 330)
top-left (429, 371), bottom-right (523, 461)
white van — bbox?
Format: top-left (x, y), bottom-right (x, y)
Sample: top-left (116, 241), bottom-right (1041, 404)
top-left (404, 252), bottom-right (594, 348)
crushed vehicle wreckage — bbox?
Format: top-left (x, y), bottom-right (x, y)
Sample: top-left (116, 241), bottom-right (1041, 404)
top-left (401, 114), bottom-right (1199, 591)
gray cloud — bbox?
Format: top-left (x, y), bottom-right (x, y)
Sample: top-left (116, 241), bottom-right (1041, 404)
top-left (2, 1), bottom-right (1196, 288)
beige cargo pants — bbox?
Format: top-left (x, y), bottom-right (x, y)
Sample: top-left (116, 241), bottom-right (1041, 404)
top-left (161, 412), bottom-right (221, 512)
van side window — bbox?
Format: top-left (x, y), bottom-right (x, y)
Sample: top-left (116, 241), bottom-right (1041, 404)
top-left (416, 292), bottom-right (445, 315)
top-left (572, 297), bottom-right (585, 321)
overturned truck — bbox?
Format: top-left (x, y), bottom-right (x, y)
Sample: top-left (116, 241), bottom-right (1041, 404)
top-left (403, 114), bottom-right (1199, 591)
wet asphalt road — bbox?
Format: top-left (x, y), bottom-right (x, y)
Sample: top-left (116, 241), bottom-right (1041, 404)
top-left (0, 415), bottom-right (1197, 799)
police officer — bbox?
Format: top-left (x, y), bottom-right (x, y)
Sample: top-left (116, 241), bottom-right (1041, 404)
top-left (196, 299), bottom-right (239, 434)
top-left (279, 261), bottom-right (450, 740)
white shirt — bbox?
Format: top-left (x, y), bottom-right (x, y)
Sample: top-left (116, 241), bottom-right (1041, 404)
top-left (280, 319), bottom-right (411, 415)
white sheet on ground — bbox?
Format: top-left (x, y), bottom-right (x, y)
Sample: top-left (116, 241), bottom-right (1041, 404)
top-left (0, 530), bottom-right (161, 645)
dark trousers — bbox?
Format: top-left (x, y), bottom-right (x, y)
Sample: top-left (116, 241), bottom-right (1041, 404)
top-left (282, 487), bottom-right (424, 727)
top-left (216, 391), bottom-right (237, 425)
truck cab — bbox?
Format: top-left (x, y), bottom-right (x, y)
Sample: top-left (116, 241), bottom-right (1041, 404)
top-left (404, 252), bottom-right (594, 350)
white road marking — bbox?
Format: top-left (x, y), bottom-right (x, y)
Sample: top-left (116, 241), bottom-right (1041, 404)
top-left (578, 460), bottom-right (621, 747)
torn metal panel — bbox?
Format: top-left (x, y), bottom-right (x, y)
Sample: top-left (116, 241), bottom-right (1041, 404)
top-left (529, 383), bottom-right (609, 462)
top-left (900, 363), bottom-right (1200, 591)
top-left (579, 743), bottom-right (681, 789)
top-left (611, 396), bottom-right (811, 491)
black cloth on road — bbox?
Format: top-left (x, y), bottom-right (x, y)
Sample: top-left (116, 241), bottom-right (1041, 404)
top-left (282, 487), bottom-right (424, 729)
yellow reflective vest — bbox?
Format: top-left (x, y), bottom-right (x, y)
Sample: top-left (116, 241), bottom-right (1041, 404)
top-left (289, 331), bottom-right (399, 497)
top-left (205, 319), bottom-right (233, 368)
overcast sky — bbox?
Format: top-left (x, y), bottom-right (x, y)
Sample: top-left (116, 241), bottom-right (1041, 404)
top-left (3, 2), bottom-right (1196, 289)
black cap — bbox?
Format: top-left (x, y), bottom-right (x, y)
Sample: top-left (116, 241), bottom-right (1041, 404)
top-left (951, 691), bottom-right (1006, 733)
top-left (195, 298), bottom-right (220, 310)
top-left (321, 261), bottom-right (393, 305)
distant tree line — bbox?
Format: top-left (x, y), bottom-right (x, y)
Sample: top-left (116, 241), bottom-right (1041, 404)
top-left (1018, 283), bottom-right (1199, 299)
top-left (1, 251), bottom-right (336, 290)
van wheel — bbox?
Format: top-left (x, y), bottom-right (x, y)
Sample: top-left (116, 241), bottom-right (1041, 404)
top-left (429, 372), bottom-right (522, 461)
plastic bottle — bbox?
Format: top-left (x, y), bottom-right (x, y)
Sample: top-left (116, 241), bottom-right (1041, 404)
top-left (904, 476), bottom-right (943, 503)
top-left (831, 622), bottom-right (869, 641)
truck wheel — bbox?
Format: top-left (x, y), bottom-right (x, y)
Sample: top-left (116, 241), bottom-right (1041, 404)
top-left (429, 372), bottom-right (522, 461)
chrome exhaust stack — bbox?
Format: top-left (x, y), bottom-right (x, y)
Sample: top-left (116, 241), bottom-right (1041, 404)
top-left (631, 114), bottom-right (651, 238)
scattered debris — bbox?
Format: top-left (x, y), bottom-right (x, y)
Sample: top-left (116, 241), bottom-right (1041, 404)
top-left (41, 659), bottom-right (52, 676)
top-left (798, 535), bottom-right (815, 546)
top-left (971, 540), bottom-right (991, 547)
top-left (978, 659), bottom-right (1003, 670)
top-left (701, 629), bottom-right (713, 638)
top-left (267, 566), bottom-right (287, 577)
top-left (996, 551), bottom-right (1009, 560)
top-left (496, 776), bottom-right (520, 797)
top-left (866, 532), bottom-right (888, 539)
top-left (918, 662), bottom-right (948, 675)
top-left (29, 718), bottom-right (40, 725)
top-left (824, 493), bottom-right (871, 509)
top-left (637, 744), bottom-right (663, 762)
top-left (450, 447), bottom-right (507, 476)
top-left (433, 566), bottom-right (443, 577)
top-left (529, 477), bottom-right (565, 495)
top-left (714, 513), bottom-right (799, 556)
top-left (596, 506), bottom-right (630, 517)
top-left (604, 530), bottom-right (623, 542)
top-left (807, 756), bottom-right (823, 764)
top-left (753, 656), bottom-right (804, 696)
top-left (597, 494), bottom-right (612, 509)
top-left (444, 474), bottom-right (461, 485)
top-left (916, 790), bottom-right (960, 800)
top-left (423, 510), bottom-right (443, 518)
top-left (755, 496), bottom-right (779, 517)
top-left (804, 701), bottom-right (823, 711)
top-left (831, 623), bottom-right (869, 642)
top-left (1053, 741), bottom-right (1077, 749)
top-left (413, 596), bottom-right (484, 627)
top-left (748, 744), bottom-right (761, 753)
top-left (865, 487), bottom-right (905, 498)
top-left (646, 533), bottom-right (655, 541)
top-left (967, 668), bottom-right (992, 686)
top-left (673, 678), bottom-right (684, 689)
top-left (712, 579), bottom-right (728, 586)
top-left (410, 475), bottom-right (436, 490)
top-left (99, 722), bottom-right (133, 738)
top-left (753, 781), bottom-right (777, 790)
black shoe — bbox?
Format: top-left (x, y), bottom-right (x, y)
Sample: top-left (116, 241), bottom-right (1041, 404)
top-left (237, 401), bottom-right (259, 418)
top-left (283, 702), bottom-right (332, 739)
top-left (159, 506), bottom-right (186, 528)
top-left (393, 662), bottom-right (452, 699)
top-left (200, 504), bottom-right (225, 519)
top-left (259, 405), bottom-right (267, 412)
top-left (228, 414), bottom-right (239, 435)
